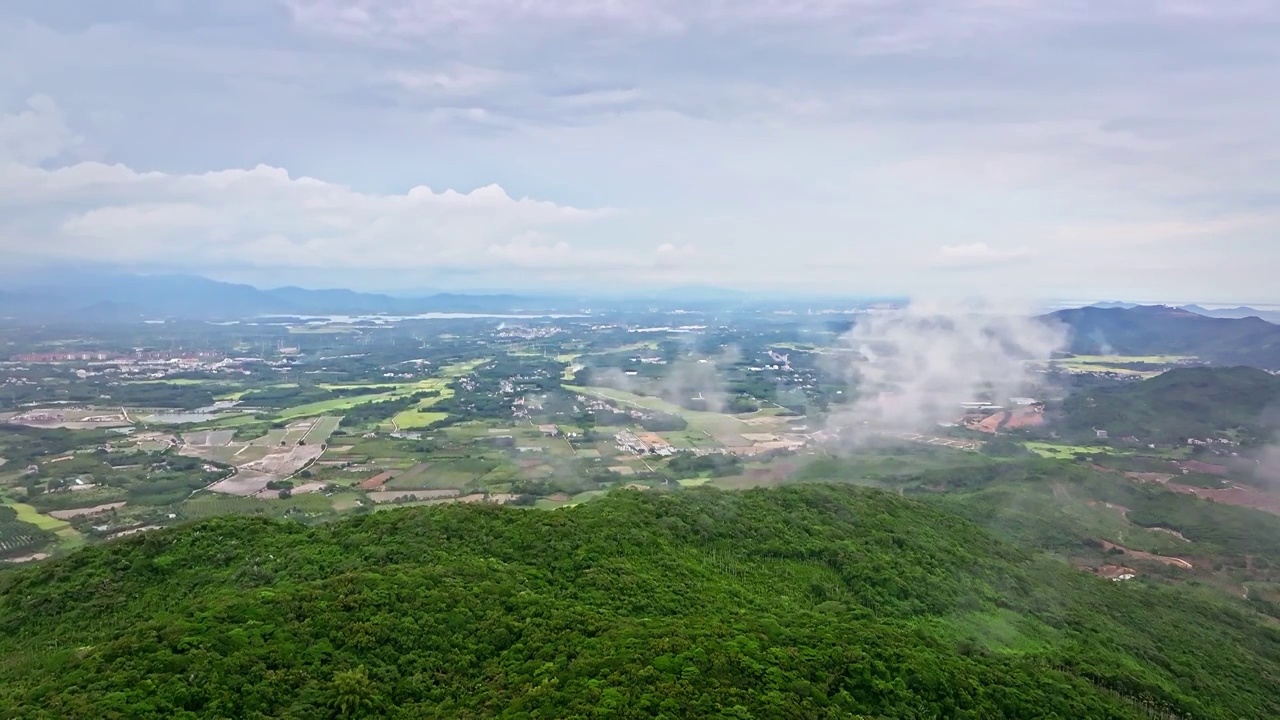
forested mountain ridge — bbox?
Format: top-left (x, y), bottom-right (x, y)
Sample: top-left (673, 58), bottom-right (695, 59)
top-left (2, 486), bottom-right (1279, 719)
top-left (1055, 366), bottom-right (1280, 444)
top-left (1046, 305), bottom-right (1280, 369)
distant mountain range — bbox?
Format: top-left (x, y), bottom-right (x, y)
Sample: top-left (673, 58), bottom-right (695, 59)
top-left (0, 273), bottom-right (568, 321)
top-left (1181, 305), bottom-right (1280, 324)
top-left (1046, 305), bottom-right (1280, 370)
top-left (0, 272), bottom-right (907, 321)
top-left (1087, 301), bottom-right (1280, 324)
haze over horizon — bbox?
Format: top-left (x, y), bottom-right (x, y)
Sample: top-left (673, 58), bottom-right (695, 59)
top-left (1, 1), bottom-right (1276, 301)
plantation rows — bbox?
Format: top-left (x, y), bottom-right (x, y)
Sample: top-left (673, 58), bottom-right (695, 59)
top-left (0, 520), bottom-right (48, 558)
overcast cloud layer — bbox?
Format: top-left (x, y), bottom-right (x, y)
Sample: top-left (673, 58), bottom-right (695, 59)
top-left (1, 0), bottom-right (1277, 299)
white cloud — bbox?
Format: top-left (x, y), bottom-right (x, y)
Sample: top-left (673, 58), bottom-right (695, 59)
top-left (655, 242), bottom-right (695, 262)
top-left (2, 2), bottom-right (1279, 299)
top-left (486, 232), bottom-right (573, 266)
top-left (930, 242), bottom-right (1030, 268)
top-left (386, 65), bottom-right (512, 95)
top-left (0, 97), bottom-right (614, 274)
top-left (0, 94), bottom-right (81, 165)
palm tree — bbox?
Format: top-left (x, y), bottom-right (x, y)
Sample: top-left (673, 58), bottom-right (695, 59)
top-left (328, 666), bottom-right (380, 718)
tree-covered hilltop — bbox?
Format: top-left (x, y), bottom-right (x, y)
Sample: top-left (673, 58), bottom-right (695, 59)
top-left (1046, 305), bottom-right (1280, 369)
top-left (1055, 366), bottom-right (1280, 444)
top-left (3, 487), bottom-right (1280, 719)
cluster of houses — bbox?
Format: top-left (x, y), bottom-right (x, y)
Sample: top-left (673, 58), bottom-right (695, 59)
top-left (615, 430), bottom-right (677, 456)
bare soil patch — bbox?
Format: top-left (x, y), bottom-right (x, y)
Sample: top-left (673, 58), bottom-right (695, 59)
top-left (368, 489), bottom-right (462, 504)
top-left (49, 502), bottom-right (126, 519)
top-left (1100, 540), bottom-right (1193, 569)
top-left (209, 471), bottom-right (274, 497)
top-left (359, 471), bottom-right (397, 490)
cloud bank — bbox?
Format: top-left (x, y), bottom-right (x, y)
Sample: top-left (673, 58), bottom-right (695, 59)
top-left (827, 301), bottom-right (1067, 437)
top-left (1, 1), bottom-right (1278, 297)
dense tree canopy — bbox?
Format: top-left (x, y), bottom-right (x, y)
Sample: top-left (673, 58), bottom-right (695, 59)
top-left (2, 486), bottom-right (1278, 718)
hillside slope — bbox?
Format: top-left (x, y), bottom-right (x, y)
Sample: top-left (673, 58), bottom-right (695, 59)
top-left (1047, 305), bottom-right (1280, 369)
top-left (3, 487), bottom-right (1279, 718)
top-left (1056, 366), bottom-right (1280, 444)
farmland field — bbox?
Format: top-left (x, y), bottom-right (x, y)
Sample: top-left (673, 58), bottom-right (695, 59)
top-left (1044, 355), bottom-right (1196, 378)
top-left (393, 395), bottom-right (451, 429)
top-left (276, 379), bottom-right (454, 421)
top-left (302, 416), bottom-right (341, 444)
top-left (1023, 442), bottom-right (1128, 460)
top-left (566, 385), bottom-right (758, 446)
top-left (3, 499), bottom-right (68, 531)
top-left (179, 492), bottom-right (342, 519)
top-left (251, 429), bottom-right (289, 446)
top-left (0, 507), bottom-right (50, 558)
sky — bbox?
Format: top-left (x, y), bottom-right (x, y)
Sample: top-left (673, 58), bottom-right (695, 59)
top-left (0, 1), bottom-right (1277, 301)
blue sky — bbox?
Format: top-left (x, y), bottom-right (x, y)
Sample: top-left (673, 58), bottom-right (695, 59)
top-left (1, 1), bottom-right (1276, 301)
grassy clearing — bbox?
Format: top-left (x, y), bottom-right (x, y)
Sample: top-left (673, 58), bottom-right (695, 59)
top-left (124, 378), bottom-right (227, 387)
top-left (55, 527), bottom-right (85, 550)
top-left (565, 386), bottom-right (751, 445)
top-left (394, 411), bottom-right (449, 429)
top-left (179, 493), bottom-right (342, 519)
top-left (391, 388), bottom-right (455, 430)
top-left (276, 393), bottom-right (400, 420)
top-left (678, 478), bottom-right (713, 487)
top-left (1045, 355), bottom-right (1195, 378)
top-left (442, 359), bottom-right (489, 377)
top-left (304, 416), bottom-right (342, 444)
top-left (1067, 354), bottom-right (1195, 364)
top-left (1023, 442), bottom-right (1127, 460)
top-left (2, 499), bottom-right (69, 531)
top-left (251, 429), bottom-right (289, 446)
top-left (277, 379), bottom-right (454, 421)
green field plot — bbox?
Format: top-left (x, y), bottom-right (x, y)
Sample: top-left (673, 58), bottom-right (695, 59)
top-left (303, 416), bottom-right (342, 444)
top-left (1045, 354), bottom-right (1195, 378)
top-left (1023, 442), bottom-right (1127, 460)
top-left (385, 457), bottom-right (496, 489)
top-left (565, 386), bottom-right (753, 446)
top-left (2, 499), bottom-right (69, 531)
top-left (179, 492), bottom-right (342, 520)
top-left (393, 409), bottom-right (448, 430)
top-left (250, 429), bottom-right (289, 446)
top-left (661, 429), bottom-right (724, 451)
top-left (0, 505), bottom-right (55, 557)
top-left (277, 379), bottom-right (454, 422)
top-left (276, 392), bottom-right (398, 420)
top-left (204, 414), bottom-right (264, 429)
top-left (55, 527), bottom-right (85, 550)
top-left (677, 478), bottom-right (713, 487)
top-left (124, 378), bottom-right (227, 387)
top-left (441, 359), bottom-right (490, 377)
top-left (567, 490), bottom-right (608, 505)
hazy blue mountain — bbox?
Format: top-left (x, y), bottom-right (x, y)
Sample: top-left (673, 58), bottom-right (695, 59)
top-left (1182, 305), bottom-right (1280, 324)
top-left (1046, 305), bottom-right (1280, 369)
top-left (0, 273), bottom-right (561, 321)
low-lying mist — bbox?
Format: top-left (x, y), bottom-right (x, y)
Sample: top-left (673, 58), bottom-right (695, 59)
top-left (825, 300), bottom-right (1068, 439)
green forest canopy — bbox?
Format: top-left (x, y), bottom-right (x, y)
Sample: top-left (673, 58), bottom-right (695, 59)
top-left (1056, 366), bottom-right (1280, 444)
top-left (2, 485), bottom-right (1279, 719)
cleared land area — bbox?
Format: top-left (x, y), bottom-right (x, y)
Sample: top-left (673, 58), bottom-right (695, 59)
top-left (392, 389), bottom-right (454, 429)
top-left (276, 379), bottom-right (453, 420)
top-left (48, 502), bottom-right (126, 520)
top-left (2, 499), bottom-right (68, 532)
top-left (566, 385), bottom-right (765, 447)
top-left (1043, 355), bottom-right (1195, 378)
top-left (368, 489), bottom-right (463, 503)
top-left (1024, 442), bottom-right (1127, 459)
